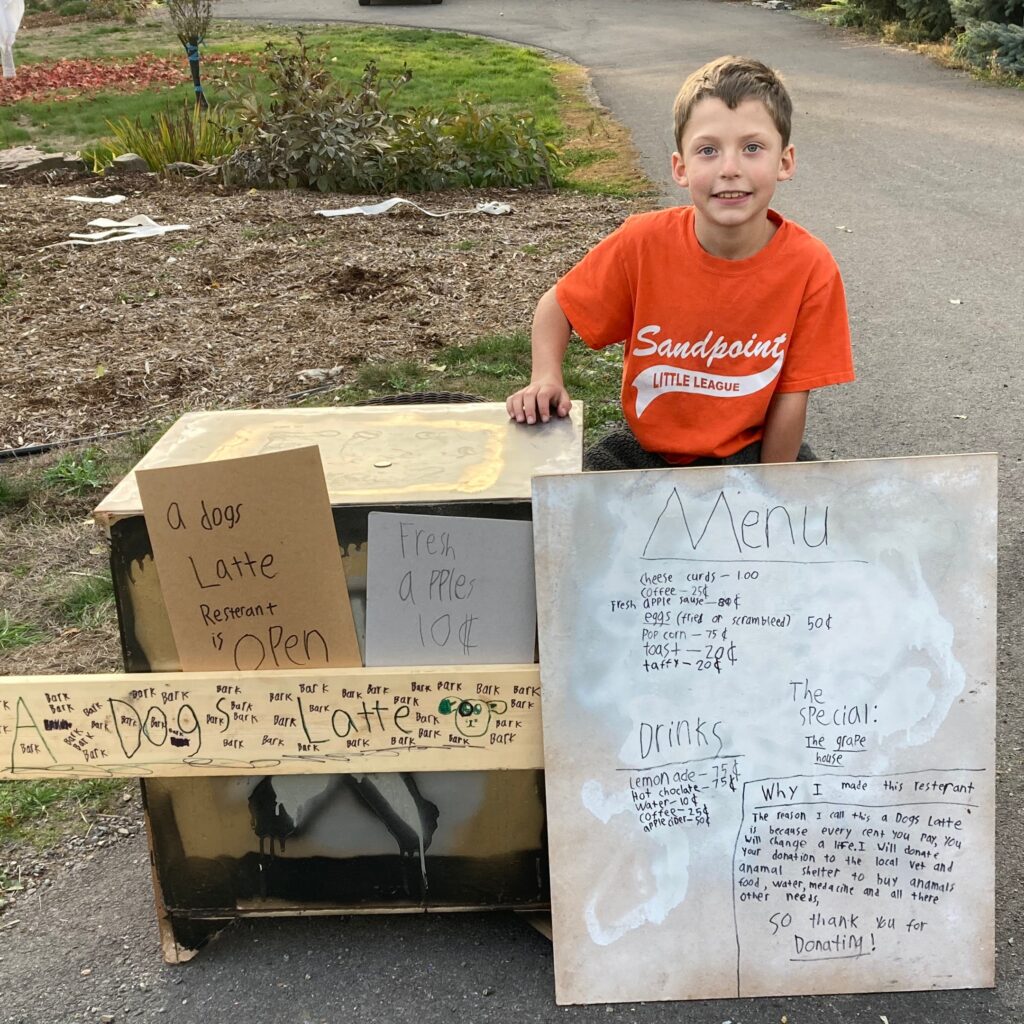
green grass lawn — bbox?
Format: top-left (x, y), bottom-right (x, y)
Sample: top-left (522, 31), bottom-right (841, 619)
top-left (327, 331), bottom-right (624, 439)
top-left (2, 20), bottom-right (563, 151)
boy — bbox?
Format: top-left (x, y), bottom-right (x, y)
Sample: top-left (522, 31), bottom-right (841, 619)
top-left (506, 56), bottom-right (854, 469)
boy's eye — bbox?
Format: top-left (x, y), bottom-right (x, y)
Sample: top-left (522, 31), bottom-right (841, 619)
top-left (744, 143), bottom-right (763, 153)
top-left (698, 146), bottom-right (716, 157)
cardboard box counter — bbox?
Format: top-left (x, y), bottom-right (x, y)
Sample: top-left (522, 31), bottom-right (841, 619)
top-left (92, 403), bottom-right (582, 960)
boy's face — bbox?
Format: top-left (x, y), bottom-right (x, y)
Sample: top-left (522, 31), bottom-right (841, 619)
top-left (672, 97), bottom-right (795, 249)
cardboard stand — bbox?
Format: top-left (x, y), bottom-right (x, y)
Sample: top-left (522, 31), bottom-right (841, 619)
top-left (83, 402), bottom-right (580, 958)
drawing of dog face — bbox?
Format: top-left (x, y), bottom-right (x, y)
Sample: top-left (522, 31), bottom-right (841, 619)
top-left (438, 698), bottom-right (508, 738)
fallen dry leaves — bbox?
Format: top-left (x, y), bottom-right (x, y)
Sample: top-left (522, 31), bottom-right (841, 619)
top-left (0, 52), bottom-right (253, 106)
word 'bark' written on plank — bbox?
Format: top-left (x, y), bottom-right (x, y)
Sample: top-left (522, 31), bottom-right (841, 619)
top-left (136, 447), bottom-right (361, 672)
top-left (0, 666), bottom-right (542, 777)
top-left (533, 455), bottom-right (995, 1004)
top-left (364, 511), bottom-right (537, 667)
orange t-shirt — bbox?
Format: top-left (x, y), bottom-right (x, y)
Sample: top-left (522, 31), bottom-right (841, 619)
top-left (556, 206), bottom-right (855, 463)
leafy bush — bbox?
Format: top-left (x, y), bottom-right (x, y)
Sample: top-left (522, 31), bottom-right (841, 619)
top-left (86, 0), bottom-right (145, 21)
top-left (822, 0), bottom-right (1024, 70)
top-left (817, 0), bottom-right (903, 30)
top-left (96, 102), bottom-right (236, 171)
top-left (818, 0), bottom-right (951, 36)
top-left (222, 36), bottom-right (561, 193)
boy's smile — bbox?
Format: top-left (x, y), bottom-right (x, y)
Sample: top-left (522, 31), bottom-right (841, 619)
top-left (672, 97), bottom-right (795, 260)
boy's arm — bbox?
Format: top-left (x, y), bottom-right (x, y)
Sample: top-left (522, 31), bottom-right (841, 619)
top-left (506, 285), bottom-right (573, 424)
top-left (760, 391), bottom-right (809, 463)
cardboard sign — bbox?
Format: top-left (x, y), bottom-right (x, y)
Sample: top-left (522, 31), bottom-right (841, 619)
top-left (363, 512), bottom-right (537, 667)
top-left (532, 455), bottom-right (996, 1004)
top-left (136, 447), bottom-right (361, 672)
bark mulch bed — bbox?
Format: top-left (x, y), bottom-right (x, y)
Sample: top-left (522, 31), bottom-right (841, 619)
top-left (0, 173), bottom-right (646, 451)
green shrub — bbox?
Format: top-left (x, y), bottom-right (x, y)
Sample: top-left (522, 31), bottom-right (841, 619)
top-left (953, 18), bottom-right (1024, 73)
top-left (101, 102), bottom-right (237, 172)
top-left (223, 36), bottom-right (560, 193)
top-left (817, 0), bottom-right (903, 30)
top-left (818, 0), bottom-right (954, 37)
top-left (898, 0), bottom-right (956, 37)
top-left (87, 0), bottom-right (144, 21)
top-left (951, 0), bottom-right (1023, 22)
top-left (58, 1), bottom-right (89, 14)
top-left (951, 0), bottom-right (1024, 74)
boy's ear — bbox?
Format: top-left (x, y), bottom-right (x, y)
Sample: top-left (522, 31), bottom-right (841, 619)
top-left (778, 144), bottom-right (796, 182)
top-left (671, 151), bottom-right (689, 189)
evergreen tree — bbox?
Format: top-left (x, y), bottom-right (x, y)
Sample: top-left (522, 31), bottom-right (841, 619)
top-left (899, 0), bottom-right (956, 39)
top-left (952, 0), bottom-right (1024, 73)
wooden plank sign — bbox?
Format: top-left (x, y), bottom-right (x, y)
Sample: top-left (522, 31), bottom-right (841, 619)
top-left (135, 447), bottom-right (361, 672)
top-left (532, 455), bottom-right (996, 1003)
top-left (0, 665), bottom-right (542, 777)
top-left (364, 512), bottom-right (537, 667)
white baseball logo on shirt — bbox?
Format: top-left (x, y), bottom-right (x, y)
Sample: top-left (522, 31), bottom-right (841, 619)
top-left (631, 357), bottom-right (784, 417)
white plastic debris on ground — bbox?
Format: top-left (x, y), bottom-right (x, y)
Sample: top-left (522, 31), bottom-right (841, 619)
top-left (63, 194), bottom-right (129, 205)
top-left (43, 215), bottom-right (189, 249)
top-left (0, 0), bottom-right (24, 79)
top-left (315, 197), bottom-right (512, 219)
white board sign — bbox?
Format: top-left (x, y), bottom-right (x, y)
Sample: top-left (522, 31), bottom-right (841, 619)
top-left (364, 512), bottom-right (537, 667)
top-left (532, 455), bottom-right (996, 1004)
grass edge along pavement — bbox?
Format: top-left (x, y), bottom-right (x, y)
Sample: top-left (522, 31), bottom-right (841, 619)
top-left (0, 21), bottom-right (648, 859)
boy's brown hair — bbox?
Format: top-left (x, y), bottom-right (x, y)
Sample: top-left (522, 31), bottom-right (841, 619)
top-left (673, 56), bottom-right (793, 151)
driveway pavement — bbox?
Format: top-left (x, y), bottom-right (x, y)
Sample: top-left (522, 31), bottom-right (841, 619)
top-left (5, 2), bottom-right (1022, 1021)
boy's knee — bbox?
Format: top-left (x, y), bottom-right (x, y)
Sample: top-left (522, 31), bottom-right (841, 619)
top-left (584, 424), bottom-right (667, 471)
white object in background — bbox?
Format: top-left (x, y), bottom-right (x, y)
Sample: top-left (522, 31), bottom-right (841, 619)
top-left (43, 214), bottom-right (189, 249)
top-left (0, 0), bottom-right (24, 79)
top-left (315, 197), bottom-right (512, 218)
top-left (63, 194), bottom-right (129, 205)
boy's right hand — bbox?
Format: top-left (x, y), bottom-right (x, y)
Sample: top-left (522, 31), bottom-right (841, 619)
top-left (506, 380), bottom-right (573, 425)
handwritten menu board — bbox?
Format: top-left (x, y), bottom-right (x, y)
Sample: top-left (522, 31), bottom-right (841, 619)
top-left (532, 455), bottom-right (996, 1004)
top-left (363, 512), bottom-right (537, 667)
top-left (136, 447), bottom-right (361, 672)
top-left (0, 666), bottom-right (543, 776)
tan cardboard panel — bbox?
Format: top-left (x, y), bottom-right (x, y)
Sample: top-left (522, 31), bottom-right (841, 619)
top-left (94, 405), bottom-right (583, 524)
top-left (135, 446), bottom-right (362, 672)
top-left (0, 665), bottom-right (542, 778)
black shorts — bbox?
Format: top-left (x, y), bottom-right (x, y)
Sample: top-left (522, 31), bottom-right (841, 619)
top-left (583, 422), bottom-right (817, 471)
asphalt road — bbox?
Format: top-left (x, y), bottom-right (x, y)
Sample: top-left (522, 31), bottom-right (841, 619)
top-left (5, 2), bottom-right (1023, 1021)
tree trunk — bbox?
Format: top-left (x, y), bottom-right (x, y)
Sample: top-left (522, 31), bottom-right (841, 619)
top-left (185, 39), bottom-right (208, 111)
